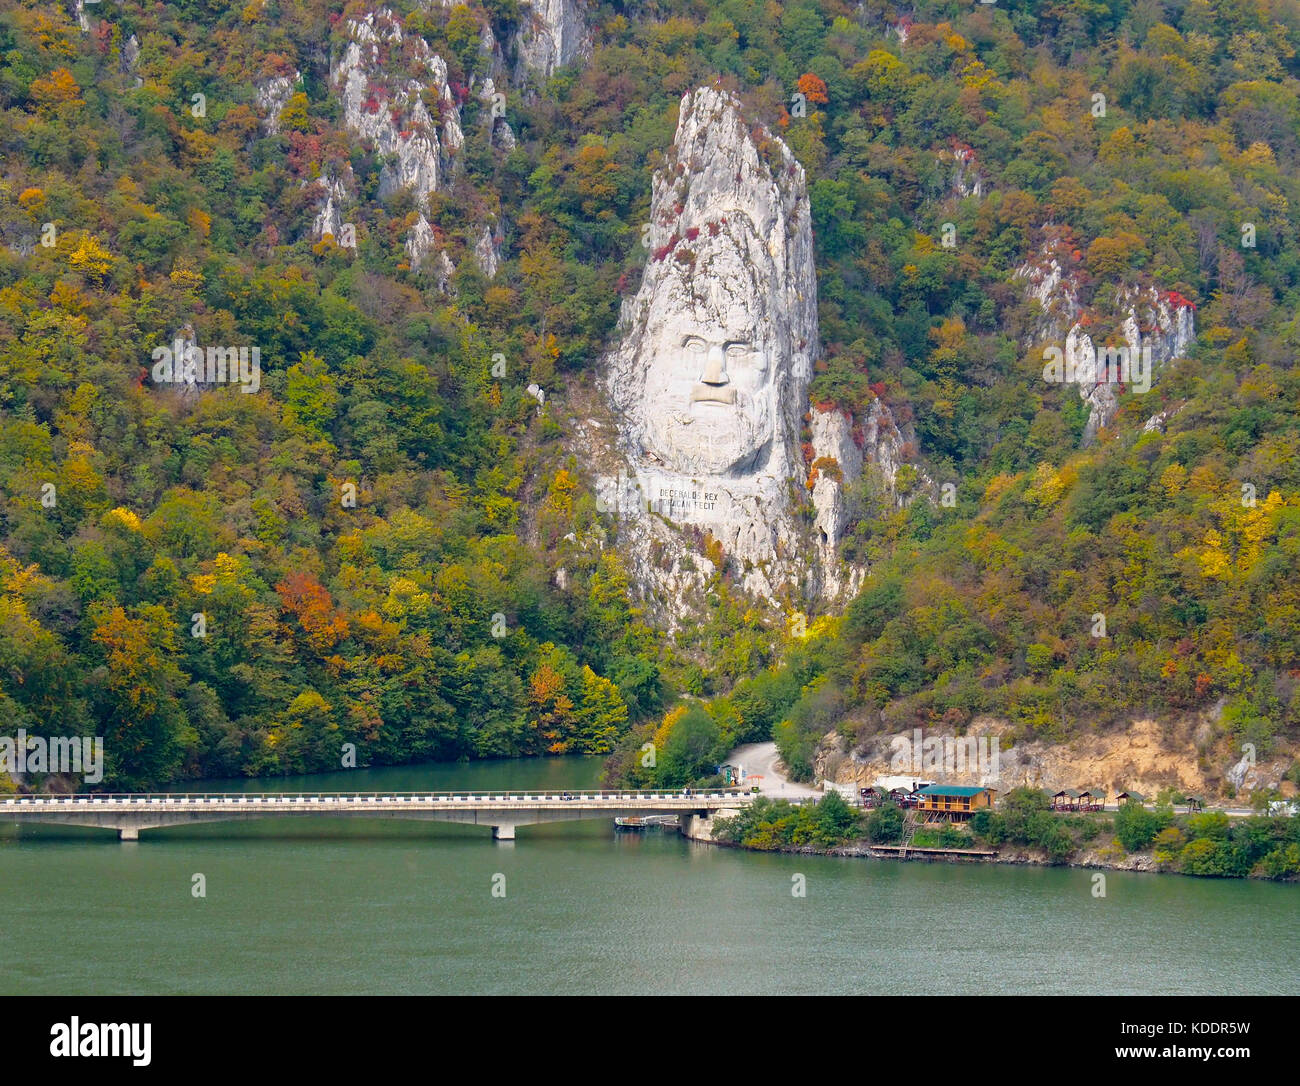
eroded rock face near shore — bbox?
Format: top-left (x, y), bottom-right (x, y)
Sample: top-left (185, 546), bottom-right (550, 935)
top-left (815, 717), bottom-right (1297, 803)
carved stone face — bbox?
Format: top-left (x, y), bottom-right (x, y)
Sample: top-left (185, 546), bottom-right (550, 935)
top-left (633, 227), bottom-right (786, 476)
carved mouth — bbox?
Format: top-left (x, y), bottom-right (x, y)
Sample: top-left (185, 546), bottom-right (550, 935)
top-left (690, 385), bottom-right (736, 405)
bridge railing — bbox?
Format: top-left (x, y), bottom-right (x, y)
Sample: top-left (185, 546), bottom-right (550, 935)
top-left (0, 789), bottom-right (755, 806)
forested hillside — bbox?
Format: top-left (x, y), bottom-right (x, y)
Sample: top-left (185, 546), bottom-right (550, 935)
top-left (2, 0), bottom-right (1298, 790)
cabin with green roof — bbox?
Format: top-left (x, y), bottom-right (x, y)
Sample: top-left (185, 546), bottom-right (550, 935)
top-left (914, 784), bottom-right (996, 821)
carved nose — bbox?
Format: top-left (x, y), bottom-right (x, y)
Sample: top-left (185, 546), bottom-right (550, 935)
top-left (700, 345), bottom-right (728, 385)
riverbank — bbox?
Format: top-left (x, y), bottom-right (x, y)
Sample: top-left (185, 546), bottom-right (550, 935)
top-left (698, 834), bottom-right (1300, 880)
top-left (695, 787), bottom-right (1300, 882)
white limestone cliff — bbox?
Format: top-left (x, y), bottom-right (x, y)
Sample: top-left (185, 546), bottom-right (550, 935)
top-left (474, 223), bottom-right (502, 278)
top-left (807, 407), bottom-right (865, 598)
top-left (596, 86), bottom-right (862, 620)
top-left (512, 0), bottom-right (592, 82)
top-left (311, 172), bottom-right (348, 240)
top-left (1066, 288), bottom-right (1195, 443)
top-left (329, 7), bottom-right (462, 265)
top-left (1018, 234), bottom-right (1196, 443)
top-left (256, 72), bottom-right (299, 136)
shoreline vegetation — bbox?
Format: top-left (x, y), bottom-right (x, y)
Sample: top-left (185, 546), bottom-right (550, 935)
top-left (707, 789), bottom-right (1300, 882)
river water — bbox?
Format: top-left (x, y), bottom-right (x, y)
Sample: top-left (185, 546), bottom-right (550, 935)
top-left (2, 758), bottom-right (1296, 995)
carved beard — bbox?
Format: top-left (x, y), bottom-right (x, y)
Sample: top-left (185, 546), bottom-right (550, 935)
top-left (642, 385), bottom-right (776, 476)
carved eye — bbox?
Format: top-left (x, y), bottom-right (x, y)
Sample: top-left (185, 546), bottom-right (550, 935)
top-left (728, 343), bottom-right (765, 371)
top-left (683, 337), bottom-right (708, 353)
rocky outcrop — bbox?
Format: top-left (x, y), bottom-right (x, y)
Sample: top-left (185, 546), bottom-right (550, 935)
top-left (597, 87), bottom-right (819, 614)
top-left (431, 249), bottom-right (456, 293)
top-left (1015, 227), bottom-right (1082, 343)
top-left (405, 214), bottom-right (436, 272)
top-left (311, 172), bottom-right (348, 241)
top-left (1017, 232), bottom-right (1196, 443)
top-left (807, 407), bottom-right (865, 598)
top-left (331, 9), bottom-right (462, 220)
top-left (474, 223), bottom-right (502, 278)
top-left (122, 34), bottom-right (141, 85)
top-left (256, 72), bottom-right (299, 135)
top-left (1065, 288), bottom-right (1195, 443)
top-left (512, 0), bottom-right (592, 82)
top-left (940, 139), bottom-right (985, 199)
top-left (805, 394), bottom-right (926, 593)
top-left (479, 77), bottom-right (517, 150)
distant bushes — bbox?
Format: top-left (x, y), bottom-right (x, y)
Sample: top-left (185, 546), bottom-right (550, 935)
top-left (1162, 814), bottom-right (1300, 879)
top-left (863, 802), bottom-right (904, 843)
top-left (710, 792), bottom-right (861, 850)
top-left (969, 787), bottom-right (1086, 863)
top-left (1113, 802), bottom-right (1173, 852)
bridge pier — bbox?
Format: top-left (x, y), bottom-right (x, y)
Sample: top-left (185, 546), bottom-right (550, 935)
top-left (117, 826), bottom-right (139, 841)
top-left (491, 824), bottom-right (516, 841)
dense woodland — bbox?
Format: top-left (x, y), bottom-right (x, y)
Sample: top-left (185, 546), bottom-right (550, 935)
top-left (1, 0), bottom-right (1298, 791)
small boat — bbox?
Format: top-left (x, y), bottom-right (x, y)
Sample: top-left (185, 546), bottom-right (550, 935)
top-left (614, 815), bottom-right (679, 830)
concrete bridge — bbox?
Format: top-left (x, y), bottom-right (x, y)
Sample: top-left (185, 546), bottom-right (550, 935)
top-left (0, 789), bottom-right (755, 841)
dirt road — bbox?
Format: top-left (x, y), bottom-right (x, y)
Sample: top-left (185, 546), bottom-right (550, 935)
top-left (726, 742), bottom-right (822, 799)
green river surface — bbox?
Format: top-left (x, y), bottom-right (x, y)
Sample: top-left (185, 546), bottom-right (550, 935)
top-left (2, 757), bottom-right (1296, 995)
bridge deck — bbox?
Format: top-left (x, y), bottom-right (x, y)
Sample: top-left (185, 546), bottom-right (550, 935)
top-left (1, 789), bottom-right (752, 813)
top-left (0, 789), bottom-right (755, 840)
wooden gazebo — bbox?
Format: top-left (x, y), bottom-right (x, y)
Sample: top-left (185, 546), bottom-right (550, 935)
top-left (1079, 788), bottom-right (1107, 812)
top-left (1051, 788), bottom-right (1080, 812)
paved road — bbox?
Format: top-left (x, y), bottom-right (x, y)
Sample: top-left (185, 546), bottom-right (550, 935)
top-left (726, 742), bottom-right (822, 800)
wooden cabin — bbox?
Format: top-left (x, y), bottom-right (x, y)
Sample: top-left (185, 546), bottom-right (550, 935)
top-left (914, 785), bottom-right (996, 822)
